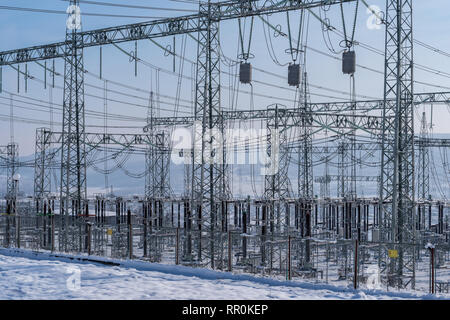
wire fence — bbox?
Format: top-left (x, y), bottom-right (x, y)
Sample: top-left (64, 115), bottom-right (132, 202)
top-left (1, 211), bottom-right (449, 294)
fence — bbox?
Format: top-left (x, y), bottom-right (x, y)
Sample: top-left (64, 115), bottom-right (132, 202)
top-left (1, 212), bottom-right (449, 294)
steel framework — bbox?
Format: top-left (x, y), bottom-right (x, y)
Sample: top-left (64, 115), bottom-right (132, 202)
top-left (0, 0), bottom-right (448, 290)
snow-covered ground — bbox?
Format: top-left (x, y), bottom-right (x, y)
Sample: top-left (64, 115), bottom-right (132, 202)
top-left (0, 248), bottom-right (448, 300)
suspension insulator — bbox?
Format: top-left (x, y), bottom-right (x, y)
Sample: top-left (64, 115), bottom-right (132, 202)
top-left (288, 63), bottom-right (301, 86)
top-left (342, 50), bottom-right (356, 75)
top-left (239, 62), bottom-right (252, 84)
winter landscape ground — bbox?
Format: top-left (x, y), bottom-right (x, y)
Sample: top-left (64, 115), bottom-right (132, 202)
top-left (0, 248), bottom-right (447, 300)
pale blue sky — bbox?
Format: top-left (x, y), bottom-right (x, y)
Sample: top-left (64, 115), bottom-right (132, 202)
top-left (0, 0), bottom-right (449, 157)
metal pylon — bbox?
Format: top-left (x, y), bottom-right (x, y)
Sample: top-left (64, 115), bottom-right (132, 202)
top-left (6, 143), bottom-right (18, 199)
top-left (145, 92), bottom-right (171, 200)
top-left (264, 104), bottom-right (292, 235)
top-left (34, 128), bottom-right (53, 209)
top-left (298, 71), bottom-right (313, 201)
top-left (60, 0), bottom-right (86, 251)
top-left (379, 0), bottom-right (415, 289)
top-left (190, 1), bottom-right (228, 268)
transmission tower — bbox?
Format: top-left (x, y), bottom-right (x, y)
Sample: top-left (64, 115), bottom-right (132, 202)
top-left (60, 0), bottom-right (87, 222)
top-left (34, 128), bottom-right (53, 209)
top-left (298, 71), bottom-right (314, 200)
top-left (6, 143), bottom-right (18, 199)
top-left (379, 0), bottom-right (416, 289)
top-left (145, 92), bottom-right (171, 200)
top-left (190, 1), bottom-right (228, 268)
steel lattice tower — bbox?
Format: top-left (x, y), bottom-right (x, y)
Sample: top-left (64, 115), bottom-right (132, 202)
top-left (190, 1), bottom-right (228, 268)
top-left (60, 0), bottom-right (86, 219)
top-left (379, 0), bottom-right (416, 288)
top-left (6, 143), bottom-right (18, 199)
top-left (145, 92), bottom-right (171, 200)
top-left (298, 71), bottom-right (314, 200)
top-left (264, 105), bottom-right (292, 202)
top-left (34, 128), bottom-right (53, 206)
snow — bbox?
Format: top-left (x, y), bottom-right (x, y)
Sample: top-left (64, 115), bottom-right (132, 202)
top-left (0, 248), bottom-right (448, 300)
top-left (425, 243), bottom-right (435, 249)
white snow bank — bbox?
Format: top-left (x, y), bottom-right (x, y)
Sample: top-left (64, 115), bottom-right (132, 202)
top-left (0, 248), bottom-right (447, 300)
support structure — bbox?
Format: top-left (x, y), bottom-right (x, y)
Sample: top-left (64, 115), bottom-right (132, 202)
top-left (34, 128), bottom-right (53, 212)
top-left (298, 71), bottom-right (313, 201)
top-left (6, 143), bottom-right (18, 199)
top-left (190, 1), bottom-right (227, 267)
top-left (145, 92), bottom-right (171, 200)
top-left (60, 0), bottom-right (87, 232)
top-left (379, 0), bottom-right (415, 288)
top-left (1, 0), bottom-right (448, 291)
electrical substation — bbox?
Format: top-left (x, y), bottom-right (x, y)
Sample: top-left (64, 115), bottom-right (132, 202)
top-left (0, 0), bottom-right (449, 294)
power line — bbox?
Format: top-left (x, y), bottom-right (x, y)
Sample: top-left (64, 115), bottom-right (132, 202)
top-left (0, 5), bottom-right (167, 19)
top-left (59, 0), bottom-right (197, 13)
